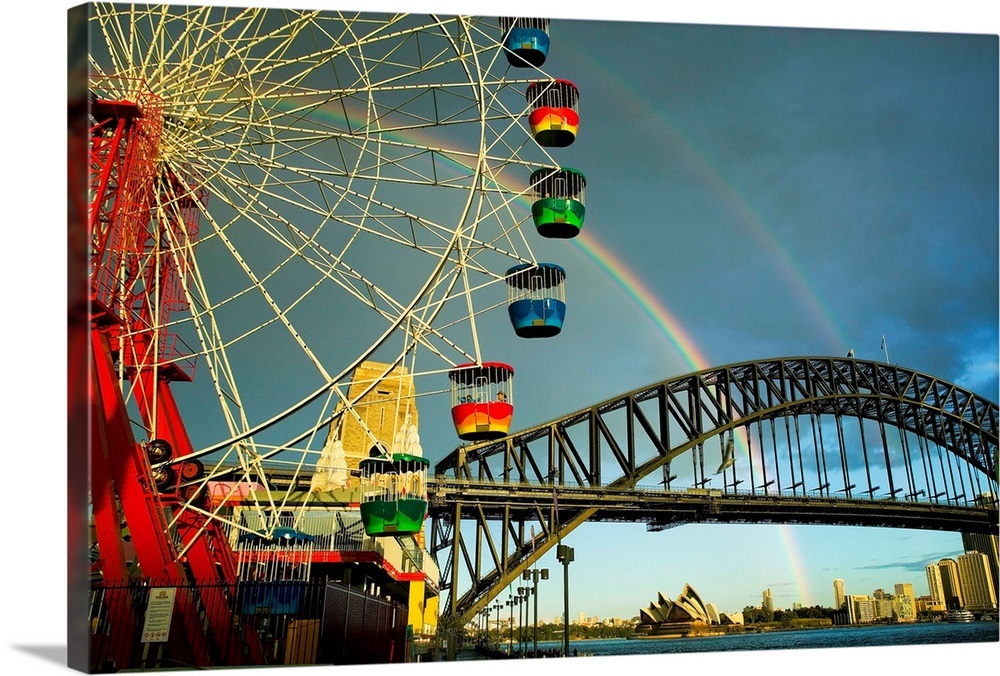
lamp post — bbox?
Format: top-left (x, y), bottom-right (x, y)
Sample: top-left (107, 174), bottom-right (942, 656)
top-left (517, 587), bottom-right (528, 651)
top-left (481, 608), bottom-right (488, 646)
top-left (524, 588), bottom-right (532, 654)
top-left (522, 567), bottom-right (549, 656)
top-left (518, 587), bottom-right (531, 655)
top-left (557, 544), bottom-right (574, 657)
top-left (508, 594), bottom-right (515, 655)
top-left (493, 601), bottom-right (503, 651)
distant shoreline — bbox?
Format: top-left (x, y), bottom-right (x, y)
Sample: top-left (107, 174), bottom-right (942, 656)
top-left (625, 620), bottom-right (959, 641)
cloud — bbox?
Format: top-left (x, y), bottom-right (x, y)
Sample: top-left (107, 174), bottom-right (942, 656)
top-left (857, 550), bottom-right (964, 574)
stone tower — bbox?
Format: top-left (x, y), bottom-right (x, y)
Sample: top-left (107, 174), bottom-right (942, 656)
top-left (334, 361), bottom-right (419, 470)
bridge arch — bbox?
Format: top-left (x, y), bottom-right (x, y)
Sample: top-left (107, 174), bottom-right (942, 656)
top-left (427, 357), bottom-right (998, 625)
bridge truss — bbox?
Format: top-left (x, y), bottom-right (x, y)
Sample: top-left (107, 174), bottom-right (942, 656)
top-left (427, 357), bottom-right (999, 624)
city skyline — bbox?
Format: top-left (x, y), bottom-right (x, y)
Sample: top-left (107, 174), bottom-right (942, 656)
top-left (491, 547), bottom-right (996, 630)
top-left (511, 521), bottom-right (982, 620)
top-left (504, 551), bottom-right (980, 623)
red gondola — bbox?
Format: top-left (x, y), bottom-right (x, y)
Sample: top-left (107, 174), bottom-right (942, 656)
top-left (526, 80), bottom-right (579, 148)
top-left (448, 362), bottom-right (514, 441)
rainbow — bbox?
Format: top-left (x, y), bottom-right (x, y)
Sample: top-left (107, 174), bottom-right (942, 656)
top-left (556, 37), bottom-right (849, 354)
top-left (202, 19), bottom-right (824, 605)
top-left (290, 74), bottom-right (820, 603)
top-left (547, 40), bottom-right (832, 607)
top-left (776, 523), bottom-right (813, 606)
top-left (572, 231), bottom-right (711, 371)
top-left (576, 225), bottom-right (815, 605)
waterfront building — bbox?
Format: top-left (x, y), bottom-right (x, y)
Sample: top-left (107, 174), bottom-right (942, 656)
top-left (926, 563), bottom-right (947, 612)
top-left (720, 611), bottom-right (744, 625)
top-left (892, 594), bottom-right (917, 622)
top-left (637, 584), bottom-right (740, 637)
top-left (937, 558), bottom-right (964, 610)
top-left (957, 551), bottom-right (998, 612)
top-left (894, 582), bottom-right (914, 599)
top-left (874, 597), bottom-right (893, 620)
top-left (762, 588), bottom-right (774, 613)
top-left (962, 519), bottom-right (999, 593)
top-left (833, 578), bottom-right (846, 609)
top-left (846, 595), bottom-right (876, 625)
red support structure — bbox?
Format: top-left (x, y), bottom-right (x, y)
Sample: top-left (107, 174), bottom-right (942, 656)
top-left (85, 77), bottom-right (265, 667)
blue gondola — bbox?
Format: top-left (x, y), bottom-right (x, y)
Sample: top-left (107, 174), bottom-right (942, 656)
top-left (499, 17), bottom-right (550, 68)
top-left (505, 263), bottom-right (566, 338)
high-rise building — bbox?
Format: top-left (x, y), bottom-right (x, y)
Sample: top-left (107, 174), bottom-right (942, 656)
top-left (937, 558), bottom-right (964, 610)
top-left (833, 579), bottom-right (846, 609)
top-left (892, 593), bottom-right (916, 622)
top-left (926, 564), bottom-right (947, 612)
top-left (874, 597), bottom-right (893, 620)
top-left (962, 524), bottom-right (999, 593)
top-left (957, 551), bottom-right (998, 612)
top-left (762, 589), bottom-right (773, 613)
top-left (891, 583), bottom-right (917, 622)
top-left (846, 595), bottom-right (876, 624)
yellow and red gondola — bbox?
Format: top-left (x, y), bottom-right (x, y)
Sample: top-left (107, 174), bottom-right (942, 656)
top-left (448, 362), bottom-right (514, 441)
top-left (526, 79), bottom-right (579, 148)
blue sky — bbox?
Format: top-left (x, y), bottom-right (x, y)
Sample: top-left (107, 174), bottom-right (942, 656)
top-left (7, 1), bottom-right (998, 675)
top-left (482, 9), bottom-right (998, 623)
top-left (405, 4), bottom-right (996, 624)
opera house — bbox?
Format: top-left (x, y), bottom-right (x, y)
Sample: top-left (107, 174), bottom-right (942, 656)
top-left (636, 584), bottom-right (744, 637)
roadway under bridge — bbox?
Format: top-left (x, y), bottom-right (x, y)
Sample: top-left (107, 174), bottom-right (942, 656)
top-left (426, 357), bottom-right (999, 625)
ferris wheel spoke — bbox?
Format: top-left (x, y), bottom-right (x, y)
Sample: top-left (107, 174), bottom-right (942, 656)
top-left (199, 154), bottom-right (458, 286)
top-left (197, 142), bottom-right (478, 263)
top-left (89, 6), bottom-right (568, 551)
top-left (154, 189), bottom-right (265, 446)
top-left (186, 195), bottom-right (476, 376)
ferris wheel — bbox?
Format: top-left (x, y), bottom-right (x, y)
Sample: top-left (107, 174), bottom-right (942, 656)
top-left (86, 3), bottom-right (578, 571)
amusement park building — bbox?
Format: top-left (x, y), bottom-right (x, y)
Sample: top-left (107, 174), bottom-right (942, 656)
top-left (229, 361), bottom-right (439, 639)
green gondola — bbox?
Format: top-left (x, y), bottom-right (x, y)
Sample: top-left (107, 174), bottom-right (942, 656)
top-left (358, 453), bottom-right (430, 537)
top-left (529, 167), bottom-right (586, 238)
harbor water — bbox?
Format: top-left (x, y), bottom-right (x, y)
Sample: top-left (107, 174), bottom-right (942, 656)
top-left (474, 621), bottom-right (997, 660)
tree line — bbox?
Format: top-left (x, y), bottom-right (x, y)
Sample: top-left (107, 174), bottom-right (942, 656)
top-left (740, 605), bottom-right (837, 625)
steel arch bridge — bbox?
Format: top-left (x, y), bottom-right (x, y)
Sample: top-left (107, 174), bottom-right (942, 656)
top-left (426, 356), bottom-right (999, 625)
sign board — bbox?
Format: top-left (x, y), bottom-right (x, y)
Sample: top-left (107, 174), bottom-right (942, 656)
top-left (207, 481), bottom-right (265, 506)
top-left (141, 587), bottom-right (177, 643)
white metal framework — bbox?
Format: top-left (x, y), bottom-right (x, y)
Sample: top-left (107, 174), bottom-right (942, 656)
top-left (88, 5), bottom-right (564, 539)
